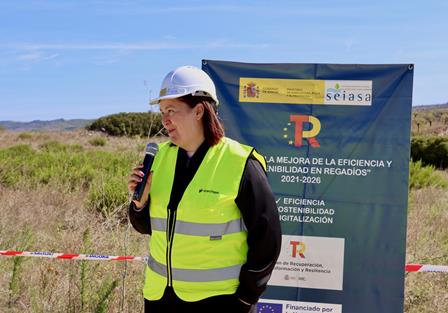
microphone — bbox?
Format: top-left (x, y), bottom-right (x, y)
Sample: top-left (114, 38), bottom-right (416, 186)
top-left (133, 143), bottom-right (158, 201)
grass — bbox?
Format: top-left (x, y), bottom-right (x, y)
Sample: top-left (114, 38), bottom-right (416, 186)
top-left (0, 186), bottom-right (147, 312)
top-left (405, 187), bottom-right (448, 313)
top-left (409, 160), bottom-right (448, 189)
top-left (0, 131), bottom-right (160, 312)
top-left (18, 132), bottom-right (33, 140)
top-left (7, 228), bottom-right (33, 308)
top-left (0, 138), bottom-right (139, 216)
top-left (0, 130), bottom-right (447, 312)
top-left (89, 137), bottom-right (107, 147)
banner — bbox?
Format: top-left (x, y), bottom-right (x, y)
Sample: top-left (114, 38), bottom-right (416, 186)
top-left (203, 60), bottom-right (413, 313)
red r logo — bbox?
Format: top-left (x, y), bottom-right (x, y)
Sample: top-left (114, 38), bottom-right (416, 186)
top-left (290, 241), bottom-right (306, 258)
top-left (290, 115), bottom-right (321, 148)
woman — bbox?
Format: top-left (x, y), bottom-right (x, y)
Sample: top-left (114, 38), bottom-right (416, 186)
top-left (128, 65), bottom-right (281, 313)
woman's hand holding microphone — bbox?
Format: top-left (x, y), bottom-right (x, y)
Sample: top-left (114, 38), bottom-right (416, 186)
top-left (128, 164), bottom-right (153, 209)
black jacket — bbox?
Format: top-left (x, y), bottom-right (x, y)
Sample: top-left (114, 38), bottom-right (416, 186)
top-left (129, 141), bottom-right (281, 304)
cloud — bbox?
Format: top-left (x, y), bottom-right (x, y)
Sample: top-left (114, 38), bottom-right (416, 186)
top-left (16, 52), bottom-right (59, 62)
top-left (6, 41), bottom-right (269, 51)
top-left (93, 3), bottom-right (245, 15)
top-left (0, 1), bottom-right (76, 11)
top-left (91, 2), bottom-right (372, 18)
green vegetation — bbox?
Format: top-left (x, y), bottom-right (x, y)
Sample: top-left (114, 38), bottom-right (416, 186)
top-left (409, 160), bottom-right (448, 189)
top-left (7, 228), bottom-right (33, 308)
top-left (411, 136), bottom-right (448, 169)
top-left (88, 137), bottom-right (107, 147)
top-left (18, 132), bottom-right (33, 140)
top-left (93, 277), bottom-right (119, 313)
top-left (0, 141), bottom-right (138, 215)
top-left (87, 112), bottom-right (165, 137)
top-left (67, 228), bottom-right (119, 313)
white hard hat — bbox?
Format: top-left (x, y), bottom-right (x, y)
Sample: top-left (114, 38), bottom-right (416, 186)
top-left (150, 65), bottom-right (219, 106)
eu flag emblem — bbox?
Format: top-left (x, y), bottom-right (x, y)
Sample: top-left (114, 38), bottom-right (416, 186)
top-left (257, 302), bottom-right (282, 313)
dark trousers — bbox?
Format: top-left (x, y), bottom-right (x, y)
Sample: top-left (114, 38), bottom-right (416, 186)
top-left (144, 287), bottom-right (255, 313)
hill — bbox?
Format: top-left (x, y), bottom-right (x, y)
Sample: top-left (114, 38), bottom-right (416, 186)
top-left (0, 118), bottom-right (94, 132)
top-left (413, 102), bottom-right (448, 110)
top-left (0, 101), bottom-right (447, 134)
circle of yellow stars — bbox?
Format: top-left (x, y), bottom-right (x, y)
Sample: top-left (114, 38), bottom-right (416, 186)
top-left (283, 122), bottom-right (294, 145)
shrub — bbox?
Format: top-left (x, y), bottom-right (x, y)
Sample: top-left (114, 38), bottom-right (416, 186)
top-left (18, 132), bottom-right (32, 140)
top-left (0, 143), bottom-right (138, 214)
top-left (7, 228), bottom-right (34, 307)
top-left (87, 112), bottom-right (165, 137)
top-left (39, 141), bottom-right (68, 153)
top-left (89, 137), bottom-right (107, 147)
top-left (86, 177), bottom-right (128, 217)
top-left (411, 136), bottom-right (448, 169)
top-left (409, 160), bottom-right (448, 189)
top-left (0, 145), bottom-right (35, 187)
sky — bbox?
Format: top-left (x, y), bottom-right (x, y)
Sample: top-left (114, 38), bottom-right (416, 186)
top-left (0, 0), bottom-right (447, 121)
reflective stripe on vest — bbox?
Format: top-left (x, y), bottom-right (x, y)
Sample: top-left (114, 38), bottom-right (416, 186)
top-left (151, 217), bottom-right (247, 236)
top-left (147, 255), bottom-right (242, 282)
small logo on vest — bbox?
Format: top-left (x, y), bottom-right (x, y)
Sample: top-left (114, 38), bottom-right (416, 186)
top-left (198, 188), bottom-right (219, 195)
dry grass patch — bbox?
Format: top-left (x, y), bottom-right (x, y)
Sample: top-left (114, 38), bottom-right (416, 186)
top-left (405, 187), bottom-right (448, 313)
top-left (0, 187), bottom-right (148, 313)
top-left (0, 130), bottom-right (164, 154)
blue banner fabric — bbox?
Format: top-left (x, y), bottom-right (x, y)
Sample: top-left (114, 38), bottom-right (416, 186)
top-left (203, 60), bottom-right (413, 313)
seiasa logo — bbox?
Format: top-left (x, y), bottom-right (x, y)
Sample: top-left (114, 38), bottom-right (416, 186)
top-left (325, 81), bottom-right (372, 104)
top-left (290, 241), bottom-right (306, 258)
top-left (283, 115), bottom-right (321, 148)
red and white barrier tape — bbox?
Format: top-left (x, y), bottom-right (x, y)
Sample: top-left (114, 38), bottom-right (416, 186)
top-left (1, 251), bottom-right (448, 272)
top-left (0, 250), bottom-right (147, 263)
top-left (405, 264), bottom-right (448, 273)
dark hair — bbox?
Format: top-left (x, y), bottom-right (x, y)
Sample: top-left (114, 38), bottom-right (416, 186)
top-left (178, 94), bottom-right (224, 146)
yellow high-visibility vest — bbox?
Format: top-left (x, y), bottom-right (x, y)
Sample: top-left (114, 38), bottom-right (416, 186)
top-left (143, 137), bottom-right (266, 301)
